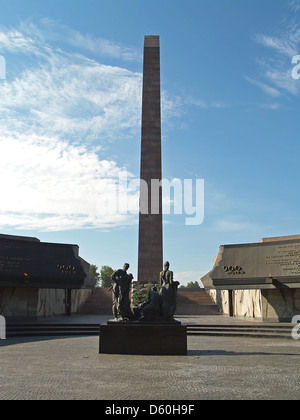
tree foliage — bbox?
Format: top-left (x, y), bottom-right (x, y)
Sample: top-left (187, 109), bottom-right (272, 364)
top-left (132, 283), bottom-right (145, 306)
top-left (89, 264), bottom-right (100, 287)
top-left (180, 281), bottom-right (201, 289)
top-left (100, 265), bottom-right (115, 288)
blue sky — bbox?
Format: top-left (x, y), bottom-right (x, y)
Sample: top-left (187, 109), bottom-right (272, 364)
top-left (0, 0), bottom-right (300, 286)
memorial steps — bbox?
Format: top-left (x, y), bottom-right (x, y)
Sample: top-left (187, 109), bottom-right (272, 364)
top-left (5, 322), bottom-right (293, 339)
top-left (6, 324), bottom-right (99, 337)
top-left (186, 324), bottom-right (294, 339)
top-left (176, 289), bottom-right (221, 315)
top-left (79, 288), bottom-right (112, 315)
top-left (78, 288), bottom-right (221, 316)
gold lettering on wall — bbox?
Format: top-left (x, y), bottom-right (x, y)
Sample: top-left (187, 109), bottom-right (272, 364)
top-left (223, 266), bottom-right (246, 275)
top-left (0, 256), bottom-right (32, 273)
top-left (266, 244), bottom-right (300, 275)
top-left (57, 265), bottom-right (77, 275)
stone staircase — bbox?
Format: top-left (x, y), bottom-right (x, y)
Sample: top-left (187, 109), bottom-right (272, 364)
top-left (78, 288), bottom-right (220, 316)
top-left (176, 289), bottom-right (220, 315)
top-left (79, 288), bottom-right (112, 315)
top-left (5, 321), bottom-right (294, 340)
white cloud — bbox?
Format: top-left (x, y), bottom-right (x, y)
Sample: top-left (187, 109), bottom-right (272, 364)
top-left (248, 3), bottom-right (300, 99)
top-left (32, 18), bottom-right (142, 61)
top-left (211, 216), bottom-right (260, 233)
top-left (254, 34), bottom-right (297, 57)
top-left (0, 19), bottom-right (142, 62)
top-left (0, 22), bottom-right (145, 231)
top-left (0, 54), bottom-right (143, 142)
top-left (244, 76), bottom-right (281, 97)
top-left (265, 69), bottom-right (298, 95)
top-left (64, 29), bottom-right (141, 62)
top-left (0, 29), bottom-right (42, 56)
top-left (0, 20), bottom-right (208, 232)
top-left (0, 133), bottom-right (138, 231)
top-left (290, 0), bottom-right (300, 13)
top-left (259, 103), bottom-right (281, 110)
top-left (183, 96), bottom-right (227, 109)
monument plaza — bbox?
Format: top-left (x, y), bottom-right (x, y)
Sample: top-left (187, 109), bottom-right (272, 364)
top-left (0, 35), bottom-right (299, 401)
top-left (1, 320), bottom-right (300, 400)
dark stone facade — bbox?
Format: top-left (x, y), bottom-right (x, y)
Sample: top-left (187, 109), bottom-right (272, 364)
top-left (0, 234), bottom-right (94, 290)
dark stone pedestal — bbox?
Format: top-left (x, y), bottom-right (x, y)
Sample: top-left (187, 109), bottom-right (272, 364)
top-left (99, 323), bottom-right (187, 355)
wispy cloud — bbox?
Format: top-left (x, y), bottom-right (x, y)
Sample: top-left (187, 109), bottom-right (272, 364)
top-left (246, 1), bottom-right (300, 102)
top-left (244, 76), bottom-right (281, 97)
top-left (0, 20), bottom-right (223, 232)
top-left (259, 103), bottom-right (281, 110)
top-left (0, 24), bottom-right (143, 142)
top-left (0, 22), bottom-right (145, 231)
top-left (5, 19), bottom-right (142, 62)
top-left (184, 96), bottom-right (227, 109)
top-left (211, 217), bottom-right (260, 233)
top-left (290, 0), bottom-right (300, 13)
top-left (1, 62), bottom-right (143, 142)
top-left (254, 33), bottom-right (297, 57)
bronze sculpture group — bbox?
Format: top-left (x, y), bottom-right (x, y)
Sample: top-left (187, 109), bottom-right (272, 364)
top-left (111, 262), bottom-right (180, 323)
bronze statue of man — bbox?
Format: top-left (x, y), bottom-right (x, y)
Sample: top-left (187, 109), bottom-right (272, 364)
top-left (111, 263), bottom-right (134, 321)
top-left (160, 261), bottom-right (173, 287)
top-left (159, 261), bottom-right (180, 321)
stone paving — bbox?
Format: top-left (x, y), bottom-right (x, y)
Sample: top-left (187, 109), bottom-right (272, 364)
top-left (0, 327), bottom-right (299, 400)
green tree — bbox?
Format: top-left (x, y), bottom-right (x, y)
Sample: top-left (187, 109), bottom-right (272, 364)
top-left (89, 265), bottom-right (100, 287)
top-left (180, 281), bottom-right (201, 289)
top-left (132, 283), bottom-right (161, 306)
top-left (132, 283), bottom-right (145, 306)
top-left (100, 265), bottom-right (115, 288)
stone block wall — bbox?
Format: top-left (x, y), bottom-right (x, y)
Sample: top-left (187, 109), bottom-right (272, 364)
top-left (261, 289), bottom-right (300, 322)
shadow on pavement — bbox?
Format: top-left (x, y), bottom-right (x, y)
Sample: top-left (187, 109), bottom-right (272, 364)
top-left (188, 349), bottom-right (300, 357)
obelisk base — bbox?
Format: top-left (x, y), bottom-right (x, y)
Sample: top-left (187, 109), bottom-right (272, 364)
top-left (99, 323), bottom-right (187, 355)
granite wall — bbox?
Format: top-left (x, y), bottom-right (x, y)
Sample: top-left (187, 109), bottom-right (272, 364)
top-left (261, 289), bottom-right (300, 322)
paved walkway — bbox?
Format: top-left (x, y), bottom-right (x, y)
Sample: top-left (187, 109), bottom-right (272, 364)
top-left (0, 315), bottom-right (299, 400)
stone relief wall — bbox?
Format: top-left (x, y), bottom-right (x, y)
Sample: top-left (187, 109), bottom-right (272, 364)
top-left (208, 288), bottom-right (300, 321)
top-left (37, 289), bottom-right (91, 317)
top-left (207, 289), bottom-right (227, 314)
top-left (0, 287), bottom-right (91, 318)
top-left (234, 290), bottom-right (262, 319)
top-left (207, 289), bottom-right (262, 319)
top-left (0, 287), bottom-right (38, 317)
top-left (37, 289), bottom-right (65, 317)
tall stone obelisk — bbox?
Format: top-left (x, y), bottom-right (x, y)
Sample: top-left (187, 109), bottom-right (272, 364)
top-left (138, 35), bottom-right (163, 284)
